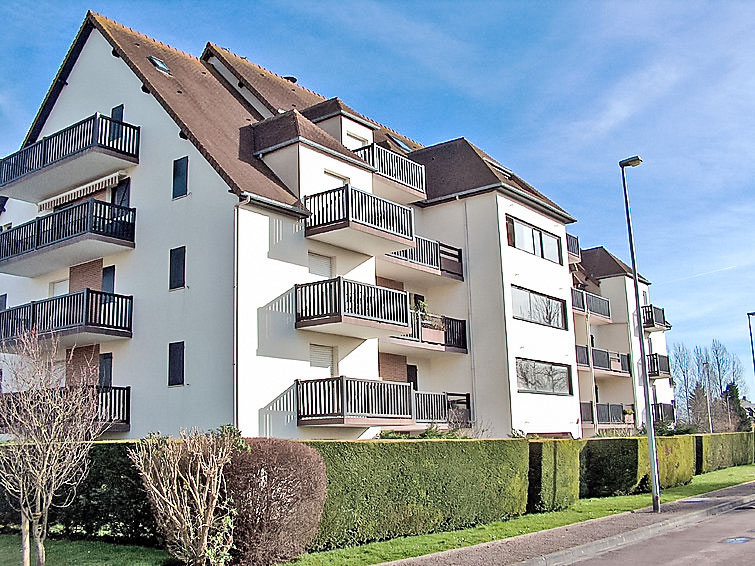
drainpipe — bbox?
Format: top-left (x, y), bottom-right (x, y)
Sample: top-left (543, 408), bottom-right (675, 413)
top-left (233, 194), bottom-right (253, 430)
top-left (462, 200), bottom-right (479, 427)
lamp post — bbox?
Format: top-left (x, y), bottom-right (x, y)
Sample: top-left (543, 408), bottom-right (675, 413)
top-left (702, 361), bottom-right (714, 433)
top-left (747, 312), bottom-right (755, 382)
top-left (620, 155), bottom-right (661, 513)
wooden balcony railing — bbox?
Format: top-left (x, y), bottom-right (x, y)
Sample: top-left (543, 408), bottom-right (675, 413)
top-left (596, 403), bottom-right (632, 424)
top-left (305, 184), bottom-right (414, 241)
top-left (642, 304), bottom-right (671, 329)
top-left (580, 401), bottom-right (594, 423)
top-left (354, 144), bottom-right (425, 194)
top-left (591, 348), bottom-right (630, 373)
top-left (648, 353), bottom-right (671, 377)
top-left (0, 199), bottom-right (136, 263)
top-left (0, 289), bottom-right (133, 341)
top-left (566, 233), bottom-right (580, 258)
top-left (0, 114), bottom-right (140, 186)
top-left (295, 277), bottom-right (410, 327)
top-left (387, 236), bottom-right (464, 279)
top-left (296, 376), bottom-right (414, 421)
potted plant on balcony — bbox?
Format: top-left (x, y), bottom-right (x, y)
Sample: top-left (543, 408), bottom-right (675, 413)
top-left (623, 407), bottom-right (635, 424)
top-left (420, 312), bottom-right (445, 345)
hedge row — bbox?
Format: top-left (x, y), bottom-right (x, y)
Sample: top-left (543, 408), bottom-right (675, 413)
top-left (0, 433), bottom-right (752, 551)
top-left (528, 439), bottom-right (582, 512)
top-left (695, 432), bottom-right (755, 474)
top-left (304, 439), bottom-right (529, 550)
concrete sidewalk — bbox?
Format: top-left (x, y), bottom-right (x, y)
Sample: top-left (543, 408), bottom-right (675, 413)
top-left (382, 481), bottom-right (755, 566)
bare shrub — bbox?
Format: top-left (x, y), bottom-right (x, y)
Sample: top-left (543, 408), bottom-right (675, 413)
top-left (225, 438), bottom-right (327, 565)
top-left (128, 427), bottom-right (241, 566)
top-left (0, 330), bottom-right (104, 566)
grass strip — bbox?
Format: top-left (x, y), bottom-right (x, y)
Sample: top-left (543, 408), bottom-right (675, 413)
top-left (290, 464), bottom-right (755, 566)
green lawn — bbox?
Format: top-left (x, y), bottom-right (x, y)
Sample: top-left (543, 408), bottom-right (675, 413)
top-left (0, 464), bottom-right (752, 566)
top-left (290, 464), bottom-right (755, 566)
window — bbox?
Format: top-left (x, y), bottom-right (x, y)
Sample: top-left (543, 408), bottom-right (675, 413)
top-left (99, 353), bottom-right (112, 388)
top-left (102, 266), bottom-right (115, 294)
top-left (110, 104), bottom-right (124, 141)
top-left (49, 279), bottom-right (69, 298)
top-left (172, 156), bottom-right (189, 198)
top-left (308, 252), bottom-right (333, 278)
top-left (148, 55), bottom-right (171, 74)
top-left (168, 342), bottom-right (184, 386)
top-left (169, 246), bottom-right (186, 289)
top-left (506, 216), bottom-right (563, 264)
top-left (323, 170), bottom-right (349, 189)
top-left (516, 358), bottom-right (572, 395)
top-left (0, 294), bottom-right (6, 311)
top-left (387, 133), bottom-right (412, 152)
top-left (111, 178), bottom-right (130, 208)
top-left (345, 131), bottom-right (368, 148)
top-left (309, 344), bottom-right (336, 377)
top-left (512, 286), bottom-right (566, 329)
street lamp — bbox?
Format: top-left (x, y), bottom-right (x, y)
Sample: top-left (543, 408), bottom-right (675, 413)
top-left (702, 361), bottom-right (714, 433)
top-left (747, 312), bottom-right (755, 382)
top-left (620, 155), bottom-right (662, 513)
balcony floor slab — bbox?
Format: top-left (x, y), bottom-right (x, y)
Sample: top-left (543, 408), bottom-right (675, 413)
top-left (379, 336), bottom-right (467, 357)
top-left (306, 221), bottom-right (414, 256)
top-left (296, 315), bottom-right (410, 339)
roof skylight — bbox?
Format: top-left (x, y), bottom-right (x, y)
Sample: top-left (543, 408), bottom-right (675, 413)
top-left (147, 55), bottom-right (171, 75)
top-left (387, 133), bottom-right (412, 152)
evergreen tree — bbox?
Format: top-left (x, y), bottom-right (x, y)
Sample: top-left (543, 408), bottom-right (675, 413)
top-left (723, 382), bottom-right (752, 432)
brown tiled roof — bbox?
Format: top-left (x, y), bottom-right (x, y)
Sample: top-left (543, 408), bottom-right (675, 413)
top-left (251, 110), bottom-right (371, 168)
top-left (23, 12), bottom-right (304, 213)
top-left (410, 138), bottom-right (574, 222)
top-left (373, 128), bottom-right (424, 153)
top-left (202, 43), bottom-right (326, 113)
top-left (580, 246), bottom-right (650, 285)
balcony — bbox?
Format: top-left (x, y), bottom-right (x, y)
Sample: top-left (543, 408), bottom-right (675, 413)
top-left (295, 277), bottom-right (410, 338)
top-left (575, 344), bottom-right (590, 367)
top-left (377, 236), bottom-right (464, 285)
top-left (648, 353), bottom-right (671, 377)
top-left (304, 185), bottom-right (414, 256)
top-left (591, 347), bottom-right (631, 376)
top-left (580, 401), bottom-right (594, 424)
top-left (571, 288), bottom-right (611, 323)
top-left (566, 233), bottom-right (581, 263)
top-left (295, 375), bottom-right (470, 427)
top-left (381, 310), bottom-right (467, 355)
top-left (642, 304), bottom-right (671, 331)
top-left (0, 114), bottom-right (140, 203)
top-left (652, 402), bottom-right (675, 423)
top-left (353, 144), bottom-right (425, 203)
top-left (0, 289), bottom-right (133, 350)
top-left (0, 199), bottom-right (136, 277)
top-left (596, 403), bottom-right (634, 425)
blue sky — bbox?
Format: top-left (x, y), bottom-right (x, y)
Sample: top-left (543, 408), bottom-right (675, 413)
top-left (1, 1), bottom-right (754, 392)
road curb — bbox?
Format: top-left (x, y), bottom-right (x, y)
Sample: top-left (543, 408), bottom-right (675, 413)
top-left (513, 491), bottom-right (755, 566)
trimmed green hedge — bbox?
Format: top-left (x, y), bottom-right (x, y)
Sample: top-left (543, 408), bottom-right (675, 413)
top-left (305, 439), bottom-right (529, 550)
top-left (528, 439), bottom-right (582, 512)
top-left (695, 432), bottom-right (755, 474)
top-left (580, 436), bottom-right (694, 497)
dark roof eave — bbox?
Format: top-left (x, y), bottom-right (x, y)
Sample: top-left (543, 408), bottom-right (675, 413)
top-left (307, 109), bottom-right (379, 130)
top-left (420, 182), bottom-right (576, 224)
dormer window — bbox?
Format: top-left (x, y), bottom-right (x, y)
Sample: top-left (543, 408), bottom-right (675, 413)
top-left (147, 55), bottom-right (171, 75)
top-left (387, 133), bottom-right (411, 152)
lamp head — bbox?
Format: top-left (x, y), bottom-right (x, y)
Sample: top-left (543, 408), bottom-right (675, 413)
top-left (619, 155), bottom-right (643, 168)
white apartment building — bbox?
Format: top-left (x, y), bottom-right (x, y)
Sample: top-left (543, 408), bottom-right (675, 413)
top-left (0, 12), bottom-right (672, 440)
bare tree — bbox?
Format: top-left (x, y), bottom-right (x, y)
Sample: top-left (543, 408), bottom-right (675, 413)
top-left (128, 427), bottom-right (241, 566)
top-left (671, 342), bottom-right (694, 422)
top-left (0, 330), bottom-right (104, 566)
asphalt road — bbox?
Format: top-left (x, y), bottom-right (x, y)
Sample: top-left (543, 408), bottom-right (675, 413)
top-left (577, 503), bottom-right (755, 565)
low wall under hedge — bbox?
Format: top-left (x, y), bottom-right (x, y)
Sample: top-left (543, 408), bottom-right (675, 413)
top-left (305, 439), bottom-right (529, 550)
top-left (528, 439), bottom-right (582, 512)
top-left (695, 432), bottom-right (755, 474)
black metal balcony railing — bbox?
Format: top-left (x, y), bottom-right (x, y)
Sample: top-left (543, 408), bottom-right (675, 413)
top-left (0, 199), bottom-right (136, 263)
top-left (296, 376), bottom-right (414, 421)
top-left (596, 403), bottom-right (632, 424)
top-left (648, 353), bottom-right (671, 377)
top-left (572, 288), bottom-right (586, 311)
top-left (580, 401), bottom-right (594, 423)
top-left (354, 144), bottom-right (425, 194)
top-left (591, 348), bottom-right (630, 373)
top-left (414, 391), bottom-right (448, 422)
top-left (97, 385), bottom-right (131, 426)
top-left (566, 233), bottom-right (580, 258)
top-left (398, 310), bottom-right (467, 350)
top-left (387, 236), bottom-right (465, 279)
top-left (652, 403), bottom-right (675, 423)
top-left (586, 291), bottom-right (611, 318)
top-left (0, 114), bottom-right (140, 187)
top-left (642, 304), bottom-right (671, 329)
top-left (0, 289), bottom-right (133, 341)
top-left (575, 344), bottom-right (590, 366)
top-left (305, 184), bottom-right (414, 241)
top-left (295, 277), bottom-right (410, 327)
